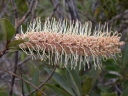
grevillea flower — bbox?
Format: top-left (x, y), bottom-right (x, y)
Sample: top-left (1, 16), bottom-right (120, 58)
top-left (15, 17), bottom-right (125, 70)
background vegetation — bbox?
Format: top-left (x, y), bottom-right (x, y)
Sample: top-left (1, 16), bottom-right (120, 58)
top-left (0, 0), bottom-right (128, 96)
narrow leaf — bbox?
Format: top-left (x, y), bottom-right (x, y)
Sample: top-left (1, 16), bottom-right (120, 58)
top-left (31, 70), bottom-right (39, 91)
top-left (45, 84), bottom-right (70, 96)
top-left (104, 73), bottom-right (120, 79)
top-left (8, 46), bottom-right (20, 52)
top-left (22, 75), bottom-right (31, 94)
top-left (66, 68), bottom-right (82, 96)
top-left (44, 68), bottom-right (75, 96)
top-left (82, 77), bottom-right (92, 96)
top-left (101, 92), bottom-right (117, 96)
top-left (122, 44), bottom-right (128, 68)
top-left (121, 86), bottom-right (128, 96)
top-left (8, 37), bottom-right (29, 47)
top-left (0, 18), bottom-right (15, 41)
top-left (86, 68), bottom-right (101, 86)
top-left (84, 67), bottom-right (101, 95)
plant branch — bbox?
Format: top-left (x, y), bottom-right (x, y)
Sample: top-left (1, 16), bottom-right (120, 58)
top-left (108, 10), bottom-right (128, 24)
top-left (0, 0), bottom-right (10, 18)
top-left (31, 0), bottom-right (38, 20)
top-left (78, 10), bottom-right (98, 24)
top-left (16, 0), bottom-right (35, 29)
top-left (65, 0), bottom-right (79, 21)
top-left (49, 3), bottom-right (60, 20)
top-left (50, 0), bottom-right (64, 19)
top-left (8, 56), bottom-right (31, 71)
top-left (0, 47), bottom-right (7, 58)
top-left (17, 66), bottom-right (25, 96)
top-left (0, 40), bottom-right (10, 58)
top-left (9, 0), bottom-right (19, 96)
top-left (0, 68), bottom-right (46, 95)
top-left (18, 56), bottom-right (31, 67)
top-left (9, 0), bottom-right (35, 95)
top-left (10, 0), bottom-right (19, 28)
top-left (9, 51), bottom-right (18, 96)
top-left (26, 64), bottom-right (57, 96)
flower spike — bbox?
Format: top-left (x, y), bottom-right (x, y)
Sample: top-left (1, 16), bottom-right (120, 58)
top-left (15, 17), bottom-right (125, 70)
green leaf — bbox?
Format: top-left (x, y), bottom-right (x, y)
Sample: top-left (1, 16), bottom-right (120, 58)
top-left (104, 73), bottom-right (120, 79)
top-left (103, 59), bottom-right (120, 71)
top-left (90, 90), bottom-right (98, 96)
top-left (97, 85), bottom-right (112, 93)
top-left (8, 37), bottom-right (29, 47)
top-left (82, 77), bottom-right (92, 96)
top-left (123, 80), bottom-right (128, 90)
top-left (122, 44), bottom-right (128, 68)
top-left (44, 68), bottom-right (75, 96)
top-left (22, 75), bottom-right (31, 94)
top-left (0, 32), bottom-right (3, 40)
top-left (31, 70), bottom-right (39, 96)
top-left (45, 84), bottom-right (70, 96)
top-left (86, 68), bottom-right (101, 86)
top-left (121, 86), bottom-right (128, 96)
top-left (0, 91), bottom-right (8, 96)
top-left (83, 67), bottom-right (101, 95)
top-left (105, 65), bottom-right (120, 71)
top-left (7, 47), bottom-right (20, 52)
top-left (101, 92), bottom-right (117, 96)
top-left (66, 68), bottom-right (82, 96)
top-left (0, 18), bottom-right (15, 41)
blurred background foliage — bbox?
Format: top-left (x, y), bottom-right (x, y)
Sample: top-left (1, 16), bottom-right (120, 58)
top-left (0, 0), bottom-right (128, 96)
